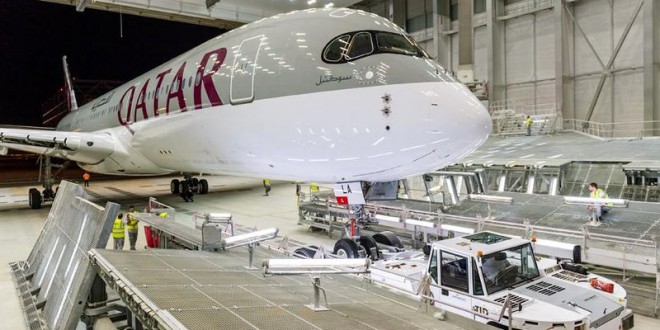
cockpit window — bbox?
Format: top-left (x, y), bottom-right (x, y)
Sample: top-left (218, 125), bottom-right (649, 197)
top-left (323, 35), bottom-right (350, 63)
top-left (346, 32), bottom-right (374, 60)
top-left (376, 32), bottom-right (428, 58)
top-left (322, 30), bottom-right (430, 64)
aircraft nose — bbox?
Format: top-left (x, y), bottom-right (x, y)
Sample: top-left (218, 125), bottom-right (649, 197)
top-left (427, 83), bottom-right (491, 156)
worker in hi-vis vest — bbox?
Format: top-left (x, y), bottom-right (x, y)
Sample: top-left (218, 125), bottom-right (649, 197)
top-left (525, 115), bottom-right (533, 136)
top-left (310, 182), bottom-right (320, 193)
top-left (587, 182), bottom-right (611, 220)
top-left (112, 213), bottom-right (125, 250)
top-left (126, 206), bottom-right (139, 250)
top-left (263, 179), bottom-right (271, 196)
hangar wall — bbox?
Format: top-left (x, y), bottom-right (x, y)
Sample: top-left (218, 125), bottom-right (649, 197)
top-left (359, 0), bottom-right (657, 133)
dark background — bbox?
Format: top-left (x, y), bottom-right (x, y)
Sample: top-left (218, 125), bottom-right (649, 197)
top-left (0, 1), bottom-right (223, 126)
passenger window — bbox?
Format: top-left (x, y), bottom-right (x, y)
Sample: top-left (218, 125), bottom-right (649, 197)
top-left (347, 32), bottom-right (373, 60)
top-left (472, 258), bottom-right (484, 295)
top-left (323, 35), bottom-right (350, 62)
top-left (440, 251), bottom-right (468, 292)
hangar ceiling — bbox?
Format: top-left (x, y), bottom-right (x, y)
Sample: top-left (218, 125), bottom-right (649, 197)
top-left (42, 0), bottom-right (364, 29)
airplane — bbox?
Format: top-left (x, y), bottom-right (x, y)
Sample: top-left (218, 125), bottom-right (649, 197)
top-left (0, 8), bottom-right (491, 209)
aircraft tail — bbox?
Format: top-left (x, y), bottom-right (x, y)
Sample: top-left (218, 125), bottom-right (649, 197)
top-left (62, 56), bottom-right (78, 111)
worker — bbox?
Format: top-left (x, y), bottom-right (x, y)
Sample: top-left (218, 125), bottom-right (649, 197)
top-left (482, 252), bottom-right (508, 283)
top-left (310, 182), bottom-right (320, 193)
top-left (524, 115), bottom-right (533, 136)
top-left (263, 179), bottom-right (271, 196)
top-left (587, 182), bottom-right (611, 221)
top-left (82, 171), bottom-right (91, 187)
top-left (126, 206), bottom-right (139, 250)
top-left (112, 213), bottom-right (125, 250)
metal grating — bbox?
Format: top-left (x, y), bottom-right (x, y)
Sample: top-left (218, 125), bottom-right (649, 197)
top-left (551, 269), bottom-right (589, 282)
top-left (9, 180), bottom-right (119, 330)
top-left (90, 248), bottom-right (464, 330)
top-left (494, 294), bottom-right (529, 310)
top-left (525, 281), bottom-right (565, 296)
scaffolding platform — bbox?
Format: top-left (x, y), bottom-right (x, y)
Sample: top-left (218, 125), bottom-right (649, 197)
top-left (88, 248), bottom-right (469, 330)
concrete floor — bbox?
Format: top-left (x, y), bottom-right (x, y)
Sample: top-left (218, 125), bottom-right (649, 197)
top-left (1, 175), bottom-right (659, 329)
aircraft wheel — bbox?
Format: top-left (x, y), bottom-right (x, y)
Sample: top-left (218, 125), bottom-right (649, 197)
top-left (372, 231), bottom-right (403, 249)
top-left (171, 179), bottom-right (180, 194)
top-left (293, 245), bottom-right (319, 259)
top-left (29, 188), bottom-right (42, 209)
top-left (359, 235), bottom-right (381, 259)
top-left (333, 239), bottom-right (359, 259)
top-left (199, 179), bottom-right (209, 194)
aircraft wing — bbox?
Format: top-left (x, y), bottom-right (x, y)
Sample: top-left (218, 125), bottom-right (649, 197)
top-left (0, 127), bottom-right (114, 164)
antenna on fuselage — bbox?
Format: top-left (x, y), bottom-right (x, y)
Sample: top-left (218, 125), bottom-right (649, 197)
top-left (62, 56), bottom-right (78, 111)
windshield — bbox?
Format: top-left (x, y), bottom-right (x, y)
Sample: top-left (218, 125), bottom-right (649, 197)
top-left (375, 32), bottom-right (428, 58)
top-left (322, 31), bottom-right (429, 63)
top-left (481, 244), bottom-right (540, 295)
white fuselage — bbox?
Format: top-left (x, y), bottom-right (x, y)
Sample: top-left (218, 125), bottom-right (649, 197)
top-left (54, 8), bottom-right (492, 182)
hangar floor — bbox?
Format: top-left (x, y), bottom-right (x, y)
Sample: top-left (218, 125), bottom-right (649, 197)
top-left (1, 175), bottom-right (659, 329)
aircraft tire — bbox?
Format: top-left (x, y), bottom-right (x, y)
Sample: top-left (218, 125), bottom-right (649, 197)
top-left (171, 179), bottom-right (180, 194)
top-left (199, 179), bottom-right (209, 194)
top-left (359, 235), bottom-right (381, 259)
top-left (293, 245), bottom-right (319, 259)
top-left (372, 231), bottom-right (403, 249)
top-left (29, 188), bottom-right (42, 209)
top-left (333, 239), bottom-right (359, 259)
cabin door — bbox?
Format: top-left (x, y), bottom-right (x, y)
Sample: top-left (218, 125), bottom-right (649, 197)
top-left (230, 35), bottom-right (264, 105)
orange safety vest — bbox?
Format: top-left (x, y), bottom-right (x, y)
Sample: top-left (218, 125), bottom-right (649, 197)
top-left (83, 173), bottom-right (90, 180)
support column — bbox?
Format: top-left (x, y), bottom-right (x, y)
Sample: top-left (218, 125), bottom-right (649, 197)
top-left (487, 0), bottom-right (506, 104)
top-left (388, 0), bottom-right (407, 30)
top-left (433, 0), bottom-right (451, 68)
top-left (457, 0), bottom-right (473, 82)
top-left (555, 0), bottom-right (574, 119)
top-left (644, 0), bottom-right (660, 135)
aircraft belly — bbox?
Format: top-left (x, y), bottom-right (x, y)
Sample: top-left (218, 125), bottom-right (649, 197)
top-left (128, 81), bottom-right (489, 182)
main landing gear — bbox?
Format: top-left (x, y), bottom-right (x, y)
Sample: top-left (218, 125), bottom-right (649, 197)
top-left (28, 157), bottom-right (68, 209)
top-left (170, 175), bottom-right (209, 201)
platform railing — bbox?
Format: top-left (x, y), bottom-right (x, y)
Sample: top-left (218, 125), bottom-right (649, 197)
top-left (562, 119), bottom-right (660, 139)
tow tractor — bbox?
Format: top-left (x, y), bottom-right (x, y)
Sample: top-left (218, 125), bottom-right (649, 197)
top-left (367, 231), bottom-right (634, 330)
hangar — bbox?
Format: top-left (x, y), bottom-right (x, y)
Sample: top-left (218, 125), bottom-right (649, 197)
top-left (0, 0), bottom-right (660, 328)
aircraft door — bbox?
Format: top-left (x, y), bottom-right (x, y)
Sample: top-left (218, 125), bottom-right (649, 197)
top-left (230, 35), bottom-right (264, 105)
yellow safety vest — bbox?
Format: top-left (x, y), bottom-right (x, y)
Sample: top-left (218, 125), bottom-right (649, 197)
top-left (525, 118), bottom-right (533, 127)
top-left (264, 179), bottom-right (271, 186)
top-left (591, 188), bottom-right (613, 206)
top-left (112, 218), bottom-right (125, 239)
top-left (126, 212), bottom-right (139, 230)
top-left (310, 182), bottom-right (319, 192)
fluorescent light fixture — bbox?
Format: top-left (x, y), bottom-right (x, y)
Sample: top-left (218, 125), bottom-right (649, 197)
top-left (264, 258), bottom-right (370, 269)
top-left (441, 224), bottom-right (474, 234)
top-left (563, 196), bottom-right (627, 207)
top-left (307, 0), bottom-right (316, 4)
top-left (222, 228), bottom-right (278, 249)
top-left (468, 194), bottom-right (514, 204)
top-left (405, 219), bottom-right (436, 228)
top-left (325, 2), bottom-right (334, 8)
top-left (207, 213), bottom-right (232, 221)
top-left (534, 238), bottom-right (576, 250)
top-left (375, 214), bottom-right (401, 223)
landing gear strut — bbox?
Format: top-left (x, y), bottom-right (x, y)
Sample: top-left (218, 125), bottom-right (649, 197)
top-left (28, 156), bottom-right (67, 209)
top-left (170, 175), bottom-right (209, 201)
